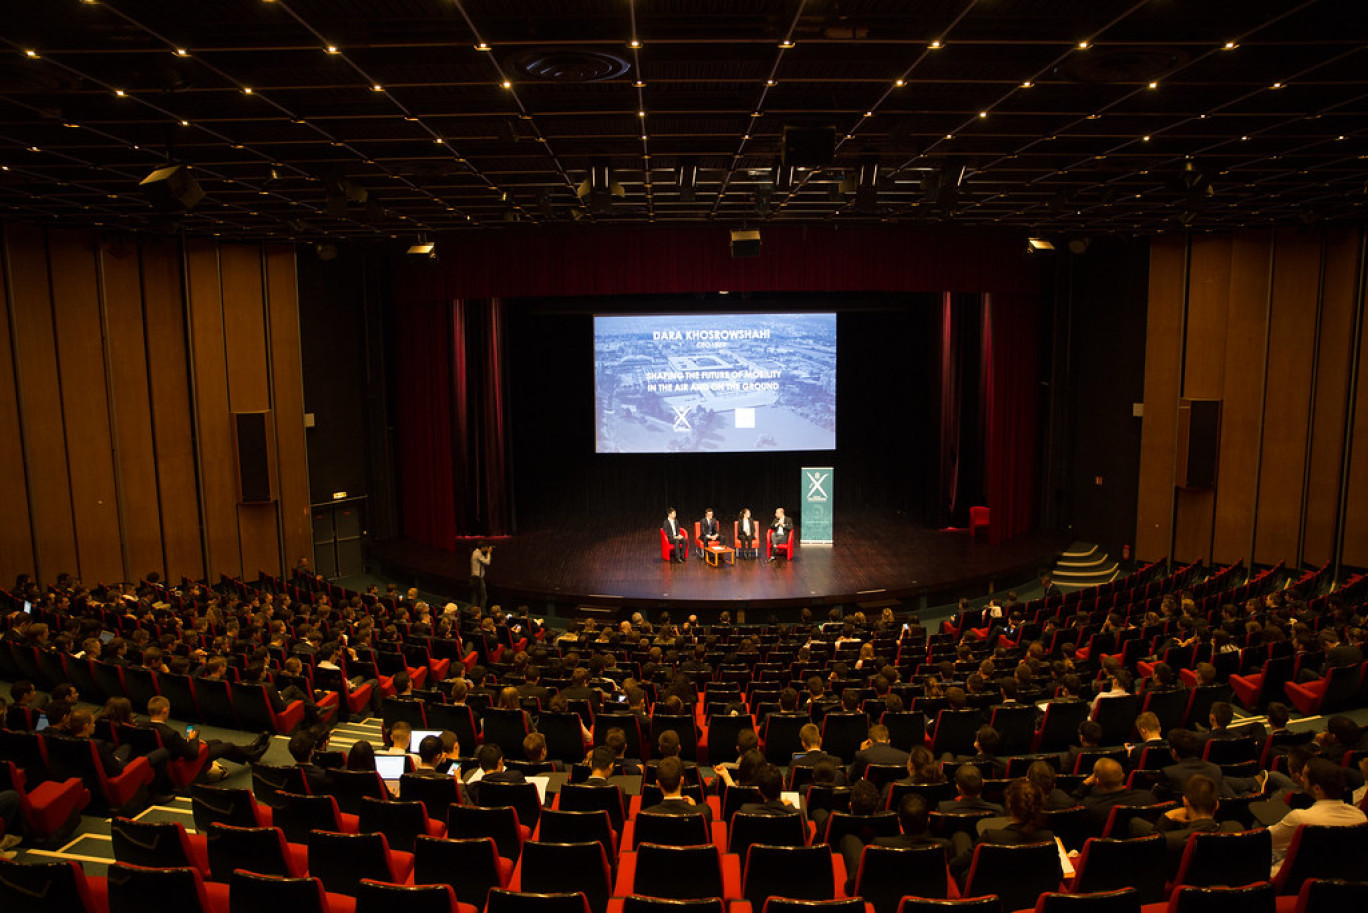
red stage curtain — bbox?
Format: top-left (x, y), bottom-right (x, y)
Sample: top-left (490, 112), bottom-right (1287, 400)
top-left (395, 299), bottom-right (456, 548)
top-left (983, 293), bottom-right (1041, 543)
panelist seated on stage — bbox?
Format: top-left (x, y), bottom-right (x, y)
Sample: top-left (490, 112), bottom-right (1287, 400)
top-left (736, 507), bottom-right (758, 558)
top-left (662, 507), bottom-right (687, 562)
top-left (768, 507), bottom-right (795, 561)
top-left (697, 507), bottom-right (722, 555)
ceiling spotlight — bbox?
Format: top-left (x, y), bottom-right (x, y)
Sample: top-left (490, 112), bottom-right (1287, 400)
top-left (24, 50), bottom-right (38, 58)
top-left (434, 137), bottom-right (445, 144)
top-left (638, 110), bottom-right (646, 117)
top-left (114, 89), bottom-right (127, 97)
top-left (180, 119), bottom-right (190, 126)
top-left (767, 79), bottom-right (777, 87)
top-left (1224, 41), bottom-right (1238, 50)
top-left (371, 84), bottom-right (384, 92)
top-left (1077, 41), bottom-right (1090, 50)
top-left (325, 46), bottom-right (339, 54)
top-left (1143, 135), bottom-right (1151, 142)
top-left (944, 133), bottom-right (953, 140)
top-left (175, 49), bottom-right (189, 57)
top-left (778, 39), bottom-right (795, 49)
top-left (501, 79), bottom-right (512, 89)
top-left (634, 80), bottom-right (646, 88)
top-left (894, 79), bottom-right (905, 87)
top-left (1148, 81), bottom-right (1158, 89)
top-left (1270, 82), bottom-right (1284, 89)
top-left (407, 241), bottom-right (436, 256)
top-left (979, 111), bottom-right (988, 118)
top-left (1021, 81), bottom-right (1033, 88)
top-left (475, 42), bottom-right (491, 51)
top-left (628, 38), bottom-right (641, 48)
top-left (1027, 238), bottom-right (1055, 251)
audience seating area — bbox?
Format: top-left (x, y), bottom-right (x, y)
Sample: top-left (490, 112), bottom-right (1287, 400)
top-left (2, 558), bottom-right (1368, 913)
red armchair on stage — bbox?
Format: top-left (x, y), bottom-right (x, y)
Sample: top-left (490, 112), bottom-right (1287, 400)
top-left (765, 527), bottom-right (796, 561)
top-left (659, 527), bottom-right (689, 562)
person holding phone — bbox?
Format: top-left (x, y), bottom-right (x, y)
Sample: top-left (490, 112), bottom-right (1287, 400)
top-left (144, 696), bottom-right (271, 782)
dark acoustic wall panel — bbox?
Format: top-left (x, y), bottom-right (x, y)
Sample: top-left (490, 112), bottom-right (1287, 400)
top-left (1175, 399), bottom-right (1222, 489)
top-left (234, 411), bottom-right (275, 503)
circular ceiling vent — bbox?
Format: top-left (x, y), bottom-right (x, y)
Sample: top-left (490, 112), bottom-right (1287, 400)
top-left (506, 49), bottom-right (633, 82)
top-left (1053, 47), bottom-right (1190, 84)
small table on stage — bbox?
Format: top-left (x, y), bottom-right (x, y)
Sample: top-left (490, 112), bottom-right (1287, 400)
top-left (704, 544), bottom-right (735, 567)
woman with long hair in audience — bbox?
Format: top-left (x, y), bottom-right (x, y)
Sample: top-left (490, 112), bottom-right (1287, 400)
top-left (977, 778), bottom-right (1053, 844)
top-left (347, 739), bottom-right (377, 771)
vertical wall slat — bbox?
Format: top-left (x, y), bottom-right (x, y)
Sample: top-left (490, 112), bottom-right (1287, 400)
top-left (267, 246), bottom-right (310, 573)
top-left (1136, 238), bottom-right (1187, 561)
top-left (0, 227), bottom-right (35, 581)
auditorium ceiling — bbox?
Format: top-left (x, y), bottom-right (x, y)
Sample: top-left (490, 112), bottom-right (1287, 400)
top-left (1, 0), bottom-right (1365, 242)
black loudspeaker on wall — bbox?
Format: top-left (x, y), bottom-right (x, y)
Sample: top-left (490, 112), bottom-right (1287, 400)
top-left (233, 412), bottom-right (276, 503)
top-left (1175, 398), bottom-right (1221, 489)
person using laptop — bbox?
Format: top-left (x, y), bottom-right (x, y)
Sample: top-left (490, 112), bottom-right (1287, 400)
top-left (410, 734), bottom-right (451, 778)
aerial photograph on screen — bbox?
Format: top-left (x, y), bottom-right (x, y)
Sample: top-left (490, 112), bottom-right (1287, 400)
top-left (594, 312), bottom-right (836, 453)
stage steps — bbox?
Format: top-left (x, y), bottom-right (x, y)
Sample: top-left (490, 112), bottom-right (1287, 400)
top-left (1053, 543), bottom-right (1120, 588)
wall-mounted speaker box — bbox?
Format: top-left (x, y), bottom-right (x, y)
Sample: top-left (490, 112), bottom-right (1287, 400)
top-left (1175, 398), bottom-right (1221, 489)
top-left (233, 411), bottom-right (276, 503)
top-left (730, 229), bottom-right (761, 258)
top-left (138, 164), bottom-right (205, 211)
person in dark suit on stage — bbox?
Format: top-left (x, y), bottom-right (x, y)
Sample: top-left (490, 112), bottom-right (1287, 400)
top-left (768, 507), bottom-right (793, 561)
top-left (736, 508), bottom-right (758, 558)
top-left (697, 507), bottom-right (721, 555)
top-left (663, 508), bottom-right (686, 562)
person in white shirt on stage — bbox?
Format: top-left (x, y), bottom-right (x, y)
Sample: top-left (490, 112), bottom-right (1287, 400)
top-left (662, 508), bottom-right (686, 562)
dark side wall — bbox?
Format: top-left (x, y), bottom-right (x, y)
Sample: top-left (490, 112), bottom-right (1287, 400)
top-left (1045, 237), bottom-right (1150, 560)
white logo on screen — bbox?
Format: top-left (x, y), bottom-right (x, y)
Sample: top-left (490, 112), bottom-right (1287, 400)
top-left (672, 406), bottom-right (692, 432)
top-left (806, 471), bottom-right (830, 501)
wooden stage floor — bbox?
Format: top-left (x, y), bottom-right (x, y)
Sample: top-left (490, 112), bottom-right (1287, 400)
top-left (371, 512), bottom-right (1069, 613)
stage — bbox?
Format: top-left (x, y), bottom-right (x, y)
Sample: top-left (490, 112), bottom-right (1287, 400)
top-left (370, 511), bottom-right (1069, 615)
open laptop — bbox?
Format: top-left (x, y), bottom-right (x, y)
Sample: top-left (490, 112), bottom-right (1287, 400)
top-left (408, 729), bottom-right (443, 753)
top-left (374, 753), bottom-right (408, 783)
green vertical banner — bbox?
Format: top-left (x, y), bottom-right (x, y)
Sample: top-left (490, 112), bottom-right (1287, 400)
top-left (801, 466), bottom-right (834, 545)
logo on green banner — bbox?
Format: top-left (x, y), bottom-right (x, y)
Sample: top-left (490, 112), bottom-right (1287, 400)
top-left (802, 466), bottom-right (833, 545)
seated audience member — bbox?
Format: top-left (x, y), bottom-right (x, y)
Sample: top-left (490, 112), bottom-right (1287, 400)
top-left (1264, 703), bottom-right (1314, 756)
top-left (715, 746), bottom-right (766, 791)
top-left (937, 763), bottom-right (1004, 815)
top-left (466, 743), bottom-right (524, 804)
top-left (381, 720), bottom-right (412, 754)
top-left (145, 695), bottom-right (269, 782)
top-left (288, 731), bottom-right (334, 793)
top-left (1159, 728), bottom-right (1266, 799)
top-left (790, 723), bottom-right (849, 784)
top-left (850, 723), bottom-right (910, 782)
top-left (510, 732), bottom-right (557, 775)
top-left (839, 794), bottom-right (961, 892)
top-left (1124, 711), bottom-right (1168, 770)
top-left (1269, 757), bottom-right (1367, 873)
top-left (1027, 760), bottom-right (1076, 811)
top-left (583, 745), bottom-right (618, 784)
top-left (411, 734), bottom-right (451, 777)
top-left (649, 729), bottom-right (699, 784)
top-left (640, 756), bottom-right (711, 818)
top-left (1060, 720), bottom-right (1105, 774)
top-left (978, 778), bottom-right (1054, 845)
top-left (1072, 757), bottom-right (1158, 835)
top-left (1090, 668), bottom-right (1133, 713)
top-left (1130, 774), bottom-right (1236, 877)
top-left (603, 727), bottom-right (643, 775)
top-left (957, 725), bottom-right (1007, 777)
top-left (738, 763), bottom-right (801, 817)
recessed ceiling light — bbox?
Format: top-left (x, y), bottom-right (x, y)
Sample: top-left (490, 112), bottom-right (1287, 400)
top-left (325, 46), bottom-right (338, 54)
top-left (1148, 81), bottom-right (1158, 89)
top-left (1241, 135), bottom-right (1249, 141)
top-left (628, 38), bottom-right (641, 49)
top-left (475, 42), bottom-right (491, 51)
top-left (751, 111), bottom-right (761, 117)
top-left (1142, 135), bottom-right (1150, 142)
top-left (634, 80), bottom-right (646, 88)
top-left (180, 119), bottom-right (190, 126)
top-left (638, 110), bottom-right (646, 117)
top-left (114, 89), bottom-right (126, 96)
top-left (865, 111), bottom-right (873, 118)
top-left (979, 111), bottom-right (988, 118)
top-left (243, 87), bottom-right (253, 94)
top-left (894, 79), bottom-right (905, 87)
top-left (766, 79), bottom-right (777, 87)
top-left (501, 80), bottom-right (512, 89)
top-left (1077, 41), bottom-right (1090, 50)
top-left (1270, 82), bottom-right (1283, 89)
top-left (24, 50), bottom-right (38, 58)
top-left (778, 39), bottom-right (795, 49)
top-left (928, 40), bottom-right (943, 50)
top-left (944, 133), bottom-right (953, 140)
top-left (434, 137), bottom-right (444, 144)
top-left (1224, 41), bottom-right (1238, 50)
top-left (1021, 81), bottom-right (1033, 88)
top-left (371, 84), bottom-right (384, 92)
top-left (175, 49), bottom-right (189, 57)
